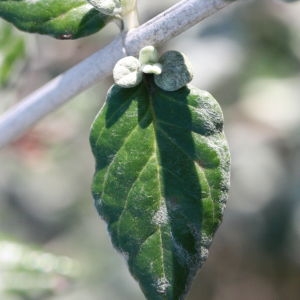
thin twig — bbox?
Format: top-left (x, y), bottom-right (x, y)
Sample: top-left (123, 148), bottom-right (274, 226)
top-left (0, 0), bottom-right (236, 148)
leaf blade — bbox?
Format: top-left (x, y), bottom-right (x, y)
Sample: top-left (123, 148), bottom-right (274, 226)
top-left (90, 79), bottom-right (230, 299)
top-left (0, 0), bottom-right (111, 39)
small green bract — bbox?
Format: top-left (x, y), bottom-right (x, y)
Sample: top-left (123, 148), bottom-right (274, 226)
top-left (154, 51), bottom-right (193, 92)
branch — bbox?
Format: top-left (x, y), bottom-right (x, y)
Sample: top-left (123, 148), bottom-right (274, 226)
top-left (0, 0), bottom-right (236, 148)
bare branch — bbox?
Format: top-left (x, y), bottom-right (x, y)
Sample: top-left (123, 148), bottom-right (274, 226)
top-left (0, 0), bottom-right (236, 148)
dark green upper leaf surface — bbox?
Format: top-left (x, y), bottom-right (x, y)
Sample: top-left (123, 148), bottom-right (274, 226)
top-left (90, 77), bottom-right (230, 299)
top-left (0, 0), bottom-right (111, 39)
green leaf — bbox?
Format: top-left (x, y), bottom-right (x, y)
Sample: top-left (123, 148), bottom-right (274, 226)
top-left (90, 77), bottom-right (230, 299)
top-left (0, 21), bottom-right (25, 86)
top-left (0, 239), bottom-right (79, 298)
top-left (0, 0), bottom-right (111, 39)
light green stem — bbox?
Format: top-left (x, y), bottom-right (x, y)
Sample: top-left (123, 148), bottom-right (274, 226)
top-left (122, 7), bottom-right (139, 30)
top-left (121, 0), bottom-right (139, 30)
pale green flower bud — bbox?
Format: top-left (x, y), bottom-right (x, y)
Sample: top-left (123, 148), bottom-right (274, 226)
top-left (141, 63), bottom-right (162, 75)
top-left (139, 46), bottom-right (159, 65)
top-left (113, 56), bottom-right (143, 88)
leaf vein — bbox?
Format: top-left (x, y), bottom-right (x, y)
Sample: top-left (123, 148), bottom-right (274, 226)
top-left (100, 122), bottom-right (140, 199)
top-left (95, 86), bottom-right (143, 147)
top-left (116, 153), bottom-right (155, 240)
top-left (159, 93), bottom-right (197, 111)
top-left (101, 105), bottom-right (152, 199)
top-left (157, 125), bottom-right (215, 225)
top-left (43, 4), bottom-right (92, 25)
top-left (154, 139), bottom-right (167, 280)
top-left (151, 93), bottom-right (169, 282)
top-left (156, 125), bottom-right (196, 164)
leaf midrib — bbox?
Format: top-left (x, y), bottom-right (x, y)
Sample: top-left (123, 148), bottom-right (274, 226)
top-left (147, 83), bottom-right (170, 289)
top-left (151, 84), bottom-right (219, 270)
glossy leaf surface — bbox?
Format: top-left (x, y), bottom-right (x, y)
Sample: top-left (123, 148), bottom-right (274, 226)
top-left (0, 0), bottom-right (111, 39)
top-left (90, 77), bottom-right (230, 299)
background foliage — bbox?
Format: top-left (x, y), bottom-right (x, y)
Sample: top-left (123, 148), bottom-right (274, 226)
top-left (1, 0), bottom-right (300, 299)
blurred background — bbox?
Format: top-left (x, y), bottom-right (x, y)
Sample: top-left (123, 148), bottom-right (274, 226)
top-left (1, 0), bottom-right (300, 299)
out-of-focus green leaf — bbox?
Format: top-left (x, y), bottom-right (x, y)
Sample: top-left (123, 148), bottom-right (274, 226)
top-left (90, 77), bottom-right (230, 299)
top-left (0, 21), bottom-right (25, 86)
top-left (0, 0), bottom-right (111, 39)
top-left (0, 239), bottom-right (80, 298)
